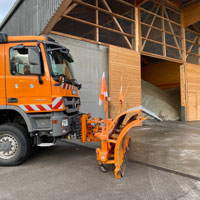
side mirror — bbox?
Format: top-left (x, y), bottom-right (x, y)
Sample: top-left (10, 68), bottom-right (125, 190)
top-left (28, 47), bottom-right (41, 75)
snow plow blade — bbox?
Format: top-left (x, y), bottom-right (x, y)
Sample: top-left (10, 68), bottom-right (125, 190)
top-left (81, 109), bottom-right (145, 179)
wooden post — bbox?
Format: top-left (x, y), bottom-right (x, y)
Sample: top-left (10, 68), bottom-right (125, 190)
top-left (182, 28), bottom-right (186, 63)
top-left (198, 35), bottom-right (200, 65)
top-left (162, 2), bottom-right (166, 57)
top-left (135, 6), bottom-right (140, 52)
top-left (96, 0), bottom-right (99, 42)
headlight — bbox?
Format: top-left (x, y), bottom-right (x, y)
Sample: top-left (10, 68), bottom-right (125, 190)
top-left (62, 119), bottom-right (68, 127)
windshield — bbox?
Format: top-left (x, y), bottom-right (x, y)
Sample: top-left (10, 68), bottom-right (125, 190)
top-left (47, 44), bottom-right (73, 80)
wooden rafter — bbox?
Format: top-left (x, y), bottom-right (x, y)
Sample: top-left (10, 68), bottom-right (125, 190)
top-left (43, 0), bottom-right (73, 34)
top-left (115, 0), bottom-right (134, 8)
top-left (63, 2), bottom-right (78, 15)
top-left (192, 23), bottom-right (200, 33)
top-left (183, 2), bottom-right (200, 27)
top-left (51, 30), bottom-right (109, 47)
top-left (142, 36), bottom-right (183, 50)
top-left (62, 15), bottom-right (134, 38)
top-left (140, 8), bottom-right (182, 27)
top-left (73, 0), bottom-right (135, 23)
top-left (101, 0), bottom-right (132, 49)
top-left (163, 7), bottom-right (183, 59)
top-left (135, 0), bottom-right (148, 7)
top-left (142, 5), bottom-right (160, 50)
top-left (142, 3), bottom-right (157, 23)
top-left (186, 35), bottom-right (199, 58)
top-left (183, 0), bottom-right (197, 7)
top-left (166, 0), bottom-right (183, 9)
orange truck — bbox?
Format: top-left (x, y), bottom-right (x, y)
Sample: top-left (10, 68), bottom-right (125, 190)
top-left (0, 33), bottom-right (144, 178)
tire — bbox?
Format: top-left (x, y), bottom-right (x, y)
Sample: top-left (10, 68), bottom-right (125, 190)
top-left (0, 123), bottom-right (31, 166)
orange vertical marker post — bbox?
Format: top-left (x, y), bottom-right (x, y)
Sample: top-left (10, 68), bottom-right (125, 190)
top-left (99, 72), bottom-right (108, 121)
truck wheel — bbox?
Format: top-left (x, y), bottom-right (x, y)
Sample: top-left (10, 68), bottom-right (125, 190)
top-left (0, 124), bottom-right (31, 166)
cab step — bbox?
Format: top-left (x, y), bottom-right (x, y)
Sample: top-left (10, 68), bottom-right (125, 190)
top-left (37, 143), bottom-right (56, 147)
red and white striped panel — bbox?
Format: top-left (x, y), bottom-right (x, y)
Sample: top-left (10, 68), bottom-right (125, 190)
top-left (61, 83), bottom-right (77, 91)
top-left (19, 104), bottom-right (52, 112)
top-left (52, 97), bottom-right (64, 110)
top-left (19, 97), bottom-right (64, 112)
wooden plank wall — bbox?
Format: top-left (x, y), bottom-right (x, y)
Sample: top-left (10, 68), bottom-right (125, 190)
top-left (109, 45), bottom-right (141, 118)
top-left (185, 63), bottom-right (200, 121)
top-left (180, 65), bottom-right (186, 107)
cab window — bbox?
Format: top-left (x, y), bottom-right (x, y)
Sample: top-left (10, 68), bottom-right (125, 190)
top-left (9, 47), bottom-right (44, 76)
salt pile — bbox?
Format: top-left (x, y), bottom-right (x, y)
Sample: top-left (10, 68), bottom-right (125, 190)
top-left (142, 80), bottom-right (181, 121)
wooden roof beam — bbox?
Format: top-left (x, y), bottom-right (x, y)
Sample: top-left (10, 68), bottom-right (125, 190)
top-left (135, 0), bottom-right (148, 7)
top-left (183, 2), bottom-right (200, 27)
top-left (183, 0), bottom-right (197, 7)
top-left (166, 0), bottom-right (184, 9)
top-left (43, 0), bottom-right (73, 34)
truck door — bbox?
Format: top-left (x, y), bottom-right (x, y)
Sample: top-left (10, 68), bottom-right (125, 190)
top-left (0, 44), bottom-right (6, 106)
top-left (5, 42), bottom-right (52, 112)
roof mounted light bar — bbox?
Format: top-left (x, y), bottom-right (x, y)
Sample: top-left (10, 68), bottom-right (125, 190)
top-left (0, 33), bottom-right (8, 43)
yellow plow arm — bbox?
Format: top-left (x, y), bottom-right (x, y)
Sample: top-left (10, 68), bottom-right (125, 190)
top-left (80, 109), bottom-right (145, 179)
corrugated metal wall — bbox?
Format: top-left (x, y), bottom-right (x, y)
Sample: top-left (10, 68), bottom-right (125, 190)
top-left (1, 0), bottom-right (64, 35)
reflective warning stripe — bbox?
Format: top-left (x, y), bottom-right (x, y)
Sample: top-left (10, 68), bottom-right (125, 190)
top-left (52, 97), bottom-right (63, 109)
top-left (61, 83), bottom-right (77, 91)
top-left (19, 97), bottom-right (64, 112)
top-left (19, 104), bottom-right (52, 112)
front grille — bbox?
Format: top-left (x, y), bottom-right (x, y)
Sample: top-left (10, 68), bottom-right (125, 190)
top-left (63, 97), bottom-right (80, 113)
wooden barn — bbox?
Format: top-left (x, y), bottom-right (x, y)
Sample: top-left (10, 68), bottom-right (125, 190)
top-left (1, 0), bottom-right (200, 121)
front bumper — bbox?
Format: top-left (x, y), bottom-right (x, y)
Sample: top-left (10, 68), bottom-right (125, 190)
top-left (51, 112), bottom-right (81, 137)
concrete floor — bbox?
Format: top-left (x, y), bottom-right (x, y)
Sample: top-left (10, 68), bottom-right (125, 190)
top-left (129, 120), bottom-right (200, 179)
top-left (0, 140), bottom-right (200, 200)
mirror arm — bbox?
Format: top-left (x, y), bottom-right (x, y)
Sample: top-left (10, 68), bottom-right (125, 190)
top-left (78, 84), bottom-right (82, 90)
top-left (38, 75), bottom-right (43, 85)
top-left (54, 81), bottom-right (62, 86)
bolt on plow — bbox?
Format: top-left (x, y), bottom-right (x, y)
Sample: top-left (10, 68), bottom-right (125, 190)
top-left (81, 108), bottom-right (145, 179)
top-left (79, 73), bottom-right (160, 178)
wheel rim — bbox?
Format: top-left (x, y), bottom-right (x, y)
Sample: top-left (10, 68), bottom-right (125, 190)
top-left (0, 134), bottom-right (18, 159)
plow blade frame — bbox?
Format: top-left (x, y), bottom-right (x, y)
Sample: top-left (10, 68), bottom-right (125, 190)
top-left (113, 116), bottom-right (145, 178)
top-left (80, 109), bottom-right (145, 179)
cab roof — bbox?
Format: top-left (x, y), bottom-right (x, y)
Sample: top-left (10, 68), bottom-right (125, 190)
top-left (7, 35), bottom-right (49, 42)
top-left (0, 33), bottom-right (54, 44)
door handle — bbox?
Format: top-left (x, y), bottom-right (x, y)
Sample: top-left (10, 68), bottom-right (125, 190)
top-left (8, 98), bottom-right (18, 103)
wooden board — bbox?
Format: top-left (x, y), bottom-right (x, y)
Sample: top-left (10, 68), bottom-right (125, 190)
top-left (180, 65), bottom-right (185, 107)
top-left (183, 2), bottom-right (200, 27)
top-left (185, 63), bottom-right (200, 121)
top-left (109, 45), bottom-right (141, 118)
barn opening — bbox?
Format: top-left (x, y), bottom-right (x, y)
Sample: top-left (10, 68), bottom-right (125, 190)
top-left (141, 55), bottom-right (181, 121)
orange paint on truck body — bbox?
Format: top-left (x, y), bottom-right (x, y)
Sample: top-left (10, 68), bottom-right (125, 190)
top-left (2, 35), bottom-right (79, 113)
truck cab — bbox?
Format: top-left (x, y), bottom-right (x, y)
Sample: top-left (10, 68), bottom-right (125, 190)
top-left (0, 33), bottom-right (81, 165)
